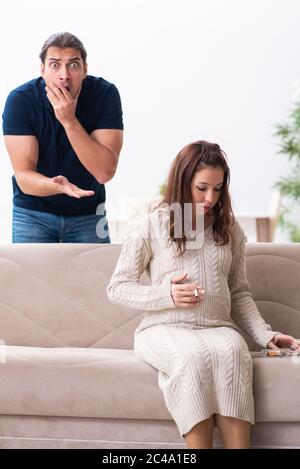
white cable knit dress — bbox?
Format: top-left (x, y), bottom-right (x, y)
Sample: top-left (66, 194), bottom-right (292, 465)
top-left (107, 209), bottom-right (278, 436)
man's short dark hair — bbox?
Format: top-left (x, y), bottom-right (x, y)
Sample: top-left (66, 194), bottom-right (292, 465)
top-left (39, 32), bottom-right (87, 64)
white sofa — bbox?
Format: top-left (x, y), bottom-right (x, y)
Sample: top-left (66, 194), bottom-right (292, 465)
top-left (0, 242), bottom-right (299, 448)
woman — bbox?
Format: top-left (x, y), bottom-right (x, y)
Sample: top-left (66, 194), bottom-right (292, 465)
top-left (107, 140), bottom-right (299, 449)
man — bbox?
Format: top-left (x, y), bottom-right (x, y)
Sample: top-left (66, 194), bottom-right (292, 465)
top-left (2, 32), bottom-right (123, 243)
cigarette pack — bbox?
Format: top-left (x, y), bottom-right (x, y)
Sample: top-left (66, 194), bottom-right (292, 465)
top-left (261, 348), bottom-right (300, 357)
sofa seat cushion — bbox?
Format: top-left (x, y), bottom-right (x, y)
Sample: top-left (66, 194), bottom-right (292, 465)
top-left (253, 355), bottom-right (300, 422)
top-left (0, 346), bottom-right (171, 420)
top-left (1, 346), bottom-right (299, 422)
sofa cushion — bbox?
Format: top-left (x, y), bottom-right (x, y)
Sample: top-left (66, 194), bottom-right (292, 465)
top-left (253, 354), bottom-right (300, 422)
top-left (0, 346), bottom-right (171, 420)
top-left (245, 244), bottom-right (300, 350)
top-left (0, 244), bottom-right (141, 349)
top-left (1, 346), bottom-right (299, 422)
top-left (0, 243), bottom-right (299, 352)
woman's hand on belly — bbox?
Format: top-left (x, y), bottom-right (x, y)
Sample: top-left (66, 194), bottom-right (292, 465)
top-left (171, 273), bottom-right (205, 308)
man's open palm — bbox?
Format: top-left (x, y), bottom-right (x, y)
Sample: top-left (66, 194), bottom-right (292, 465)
top-left (52, 175), bottom-right (95, 198)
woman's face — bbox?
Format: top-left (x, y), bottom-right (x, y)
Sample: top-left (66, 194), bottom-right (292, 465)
top-left (191, 166), bottom-right (225, 215)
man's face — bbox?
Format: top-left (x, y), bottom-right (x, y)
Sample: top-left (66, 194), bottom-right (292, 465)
top-left (41, 46), bottom-right (87, 99)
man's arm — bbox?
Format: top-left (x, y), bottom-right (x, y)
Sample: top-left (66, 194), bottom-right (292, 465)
top-left (4, 135), bottom-right (59, 196)
top-left (46, 82), bottom-right (123, 184)
top-left (64, 123), bottom-right (123, 184)
top-left (4, 135), bottom-right (95, 198)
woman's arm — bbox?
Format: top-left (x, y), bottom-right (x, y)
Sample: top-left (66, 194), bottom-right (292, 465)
top-left (107, 218), bottom-right (175, 311)
top-left (228, 223), bottom-right (279, 348)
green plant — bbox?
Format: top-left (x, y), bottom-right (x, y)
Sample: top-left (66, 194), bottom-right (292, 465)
top-left (274, 102), bottom-right (300, 242)
top-left (158, 182), bottom-right (167, 197)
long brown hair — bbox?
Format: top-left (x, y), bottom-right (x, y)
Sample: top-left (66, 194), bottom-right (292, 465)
top-left (161, 140), bottom-right (235, 254)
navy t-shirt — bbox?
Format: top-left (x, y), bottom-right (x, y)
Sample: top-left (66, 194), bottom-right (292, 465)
top-left (2, 76), bottom-right (123, 215)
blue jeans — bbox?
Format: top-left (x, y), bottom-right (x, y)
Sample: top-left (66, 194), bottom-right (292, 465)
top-left (12, 205), bottom-right (111, 243)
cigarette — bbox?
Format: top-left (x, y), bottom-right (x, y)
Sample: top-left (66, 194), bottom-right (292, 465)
top-left (194, 289), bottom-right (199, 298)
top-left (266, 350), bottom-right (282, 357)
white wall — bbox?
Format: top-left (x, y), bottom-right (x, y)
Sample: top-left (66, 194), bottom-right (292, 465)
top-left (1, 0), bottom-right (299, 243)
